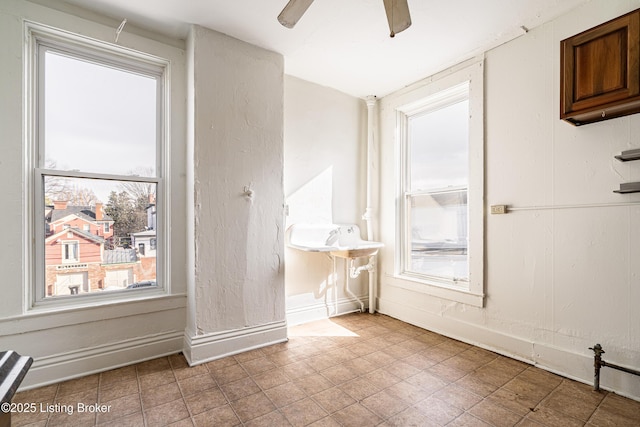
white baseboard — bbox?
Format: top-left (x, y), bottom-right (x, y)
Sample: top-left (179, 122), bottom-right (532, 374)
top-left (21, 330), bottom-right (184, 390)
top-left (378, 298), bottom-right (640, 401)
top-left (183, 320), bottom-right (288, 366)
top-left (286, 296), bottom-right (367, 326)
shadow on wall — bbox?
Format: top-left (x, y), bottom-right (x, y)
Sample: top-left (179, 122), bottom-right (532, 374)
top-left (286, 166), bottom-right (333, 226)
top-left (284, 166), bottom-right (368, 324)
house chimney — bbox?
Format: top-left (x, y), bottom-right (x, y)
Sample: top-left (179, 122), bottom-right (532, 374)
top-left (95, 202), bottom-right (103, 220)
top-left (149, 193), bottom-right (156, 205)
top-left (53, 200), bottom-right (68, 210)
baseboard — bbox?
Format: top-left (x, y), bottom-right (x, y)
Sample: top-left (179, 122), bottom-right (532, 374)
top-left (183, 320), bottom-right (288, 366)
top-left (286, 296), bottom-right (367, 326)
top-left (21, 330), bottom-right (184, 390)
top-left (378, 297), bottom-right (640, 401)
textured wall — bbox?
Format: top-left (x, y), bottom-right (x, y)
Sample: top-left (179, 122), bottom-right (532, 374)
top-left (378, 1), bottom-right (640, 400)
top-left (189, 25), bottom-right (285, 336)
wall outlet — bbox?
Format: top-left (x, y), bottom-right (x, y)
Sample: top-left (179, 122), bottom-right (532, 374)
top-left (490, 205), bottom-right (508, 214)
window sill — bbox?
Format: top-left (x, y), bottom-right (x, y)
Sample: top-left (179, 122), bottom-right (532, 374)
top-left (3, 293), bottom-right (187, 335)
top-left (384, 274), bottom-right (484, 307)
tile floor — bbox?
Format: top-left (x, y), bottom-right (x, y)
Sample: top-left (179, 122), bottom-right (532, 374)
top-left (11, 312), bottom-right (640, 427)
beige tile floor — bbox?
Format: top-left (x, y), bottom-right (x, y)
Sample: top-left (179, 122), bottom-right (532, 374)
top-left (11, 312), bottom-right (640, 426)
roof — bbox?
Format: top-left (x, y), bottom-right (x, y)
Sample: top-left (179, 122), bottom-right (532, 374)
top-left (45, 227), bottom-right (105, 244)
top-left (103, 249), bottom-right (137, 264)
top-left (131, 230), bottom-right (156, 238)
top-left (48, 205), bottom-right (114, 223)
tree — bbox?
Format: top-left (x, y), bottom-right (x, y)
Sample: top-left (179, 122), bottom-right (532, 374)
top-left (119, 167), bottom-right (156, 203)
top-left (44, 160), bottom-right (98, 206)
top-left (105, 191), bottom-right (147, 241)
top-left (44, 177), bottom-right (98, 206)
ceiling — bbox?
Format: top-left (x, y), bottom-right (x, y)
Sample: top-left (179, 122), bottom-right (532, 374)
top-left (54, 0), bottom-right (590, 98)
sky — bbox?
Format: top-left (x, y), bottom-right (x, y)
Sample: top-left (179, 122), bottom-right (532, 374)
top-left (409, 99), bottom-right (469, 192)
top-left (43, 50), bottom-right (158, 202)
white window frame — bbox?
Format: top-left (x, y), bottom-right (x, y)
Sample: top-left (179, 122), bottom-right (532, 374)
top-left (61, 240), bottom-right (79, 263)
top-left (25, 22), bottom-right (170, 308)
top-left (383, 59), bottom-right (484, 307)
top-left (399, 82), bottom-right (470, 285)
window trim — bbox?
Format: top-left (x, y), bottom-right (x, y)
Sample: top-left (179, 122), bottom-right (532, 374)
top-left (381, 58), bottom-right (484, 307)
top-left (25, 21), bottom-right (171, 309)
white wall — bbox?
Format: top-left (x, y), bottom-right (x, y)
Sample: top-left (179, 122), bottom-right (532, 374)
top-left (378, 0), bottom-right (640, 400)
top-left (184, 25), bottom-right (287, 364)
top-left (0, 0), bottom-right (187, 388)
top-left (284, 76), bottom-right (369, 324)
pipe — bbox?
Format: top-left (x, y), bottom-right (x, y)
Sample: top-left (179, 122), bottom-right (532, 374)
top-left (349, 256), bottom-right (375, 279)
top-left (345, 259), bottom-right (365, 312)
top-left (363, 95), bottom-right (377, 241)
top-left (589, 344), bottom-right (640, 391)
top-left (364, 95), bottom-right (378, 314)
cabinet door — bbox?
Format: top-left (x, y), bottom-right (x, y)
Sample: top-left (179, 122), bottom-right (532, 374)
top-left (561, 11), bottom-right (640, 123)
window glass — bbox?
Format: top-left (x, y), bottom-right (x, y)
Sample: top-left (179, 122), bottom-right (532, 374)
top-left (43, 51), bottom-right (157, 177)
top-left (43, 175), bottom-right (158, 297)
top-left (403, 89), bottom-right (470, 283)
top-left (409, 100), bottom-right (469, 191)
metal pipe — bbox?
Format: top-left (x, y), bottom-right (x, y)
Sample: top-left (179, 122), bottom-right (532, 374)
top-left (589, 344), bottom-right (640, 391)
top-left (345, 259), bottom-right (365, 312)
top-left (364, 96), bottom-right (378, 314)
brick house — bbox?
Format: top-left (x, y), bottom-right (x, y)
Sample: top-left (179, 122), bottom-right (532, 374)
top-left (44, 201), bottom-right (115, 296)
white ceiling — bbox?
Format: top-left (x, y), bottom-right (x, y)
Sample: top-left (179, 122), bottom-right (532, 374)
top-left (55, 0), bottom-right (590, 98)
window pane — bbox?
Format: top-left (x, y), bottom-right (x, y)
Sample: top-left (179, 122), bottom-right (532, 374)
top-left (409, 190), bottom-right (468, 280)
top-left (43, 51), bottom-right (157, 176)
top-left (44, 175), bottom-right (158, 297)
top-left (409, 100), bottom-right (468, 191)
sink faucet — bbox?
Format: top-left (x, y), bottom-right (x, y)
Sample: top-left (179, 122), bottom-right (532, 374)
top-left (325, 228), bottom-right (340, 245)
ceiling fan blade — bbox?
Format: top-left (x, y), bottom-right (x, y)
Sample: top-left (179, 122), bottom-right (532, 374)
top-left (278, 0), bottom-right (315, 29)
top-left (382, 0), bottom-right (412, 37)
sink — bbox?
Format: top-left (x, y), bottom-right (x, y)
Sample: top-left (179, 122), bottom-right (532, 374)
top-left (286, 223), bottom-right (384, 258)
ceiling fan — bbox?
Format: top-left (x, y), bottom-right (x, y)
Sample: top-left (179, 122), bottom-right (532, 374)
top-left (278, 0), bottom-right (412, 38)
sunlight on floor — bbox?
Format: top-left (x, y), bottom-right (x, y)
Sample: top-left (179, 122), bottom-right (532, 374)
top-left (288, 318), bottom-right (359, 337)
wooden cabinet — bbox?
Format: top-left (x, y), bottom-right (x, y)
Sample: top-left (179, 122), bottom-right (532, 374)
top-left (561, 9), bottom-right (640, 125)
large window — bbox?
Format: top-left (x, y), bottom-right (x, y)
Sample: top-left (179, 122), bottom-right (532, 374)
top-left (403, 84), bottom-right (469, 283)
top-left (27, 23), bottom-right (167, 303)
top-left (390, 60), bottom-right (484, 305)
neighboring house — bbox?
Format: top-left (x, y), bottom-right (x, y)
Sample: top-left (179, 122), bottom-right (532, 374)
top-left (45, 201), bottom-right (115, 296)
top-left (45, 200), bottom-right (157, 295)
top-left (46, 200), bottom-right (114, 242)
top-left (130, 195), bottom-right (157, 284)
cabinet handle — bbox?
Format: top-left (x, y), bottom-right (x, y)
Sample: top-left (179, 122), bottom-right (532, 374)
top-left (602, 111), bottom-right (606, 118)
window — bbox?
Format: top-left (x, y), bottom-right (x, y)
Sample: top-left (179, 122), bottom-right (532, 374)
top-left (62, 241), bottom-right (79, 263)
top-left (27, 23), bottom-right (168, 303)
top-left (388, 60), bottom-right (484, 306)
top-left (402, 84), bottom-right (469, 283)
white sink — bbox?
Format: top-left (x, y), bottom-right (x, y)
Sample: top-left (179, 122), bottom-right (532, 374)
top-left (286, 224), bottom-right (384, 258)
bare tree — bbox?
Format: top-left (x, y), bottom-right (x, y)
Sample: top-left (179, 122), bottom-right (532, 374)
top-left (119, 167), bottom-right (156, 203)
top-left (44, 160), bottom-right (98, 206)
top-left (43, 160), bottom-right (72, 204)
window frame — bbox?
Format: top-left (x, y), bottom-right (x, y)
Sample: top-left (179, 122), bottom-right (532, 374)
top-left (399, 82), bottom-right (471, 286)
top-left (383, 59), bottom-right (484, 307)
top-left (61, 240), bottom-right (80, 263)
top-left (25, 21), bottom-right (171, 309)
